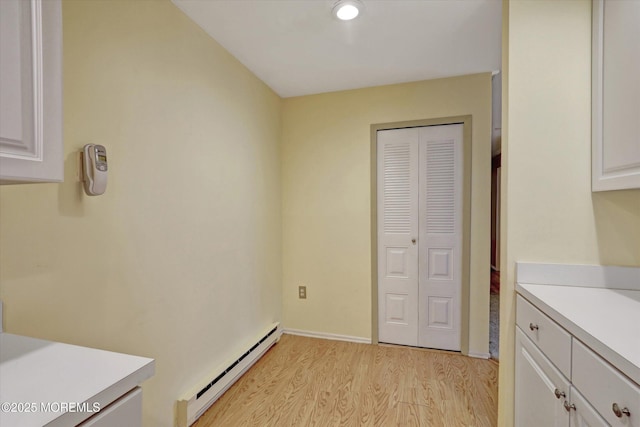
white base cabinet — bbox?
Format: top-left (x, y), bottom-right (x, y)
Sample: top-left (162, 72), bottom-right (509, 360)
top-left (516, 295), bottom-right (637, 427)
top-left (515, 328), bottom-right (607, 427)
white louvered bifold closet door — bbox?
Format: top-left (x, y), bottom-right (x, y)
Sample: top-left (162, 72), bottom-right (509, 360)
top-left (377, 124), bottom-right (462, 350)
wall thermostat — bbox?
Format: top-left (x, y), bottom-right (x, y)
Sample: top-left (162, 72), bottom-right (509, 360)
top-left (82, 144), bottom-right (108, 196)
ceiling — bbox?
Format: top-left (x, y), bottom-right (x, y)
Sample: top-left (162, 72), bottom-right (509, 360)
top-left (171, 0), bottom-right (502, 98)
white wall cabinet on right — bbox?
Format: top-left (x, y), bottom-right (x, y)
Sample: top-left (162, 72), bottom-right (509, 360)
top-left (515, 295), bottom-right (639, 427)
top-left (592, 0), bottom-right (640, 191)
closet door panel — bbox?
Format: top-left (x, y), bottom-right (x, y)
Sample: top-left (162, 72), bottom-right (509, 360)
top-left (418, 124), bottom-right (463, 351)
top-left (377, 128), bottom-right (419, 346)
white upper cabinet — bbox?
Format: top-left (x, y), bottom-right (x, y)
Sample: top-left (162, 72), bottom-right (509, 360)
top-left (0, 0), bottom-right (63, 184)
top-left (592, 0), bottom-right (640, 191)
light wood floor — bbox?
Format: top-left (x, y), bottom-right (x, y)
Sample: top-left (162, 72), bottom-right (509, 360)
top-left (192, 334), bottom-right (498, 427)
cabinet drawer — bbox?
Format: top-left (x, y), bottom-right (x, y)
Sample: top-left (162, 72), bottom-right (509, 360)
top-left (573, 340), bottom-right (640, 427)
top-left (516, 295), bottom-right (572, 378)
top-left (78, 387), bottom-right (142, 427)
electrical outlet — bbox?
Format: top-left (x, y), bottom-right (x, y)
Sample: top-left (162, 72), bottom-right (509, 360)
top-left (298, 285), bottom-right (307, 299)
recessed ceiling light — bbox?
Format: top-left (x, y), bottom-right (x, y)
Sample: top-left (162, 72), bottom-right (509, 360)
top-left (332, 0), bottom-right (363, 21)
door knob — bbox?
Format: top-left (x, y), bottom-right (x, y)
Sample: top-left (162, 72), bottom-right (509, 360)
top-left (411, 238), bottom-right (416, 244)
top-left (554, 388), bottom-right (565, 399)
top-left (563, 401), bottom-right (576, 412)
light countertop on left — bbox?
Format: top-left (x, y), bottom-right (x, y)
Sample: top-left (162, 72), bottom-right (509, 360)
top-left (0, 333), bottom-right (154, 427)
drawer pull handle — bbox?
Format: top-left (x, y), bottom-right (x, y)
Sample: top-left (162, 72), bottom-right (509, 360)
top-left (612, 403), bottom-right (631, 418)
top-left (529, 323), bottom-right (539, 331)
top-left (563, 401), bottom-right (576, 412)
top-left (554, 388), bottom-right (566, 399)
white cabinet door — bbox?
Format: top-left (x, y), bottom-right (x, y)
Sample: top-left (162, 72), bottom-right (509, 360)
top-left (0, 0), bottom-right (63, 183)
top-left (570, 386), bottom-right (608, 427)
top-left (592, 0), bottom-right (640, 191)
top-left (515, 328), bottom-right (570, 427)
top-left (572, 339), bottom-right (640, 427)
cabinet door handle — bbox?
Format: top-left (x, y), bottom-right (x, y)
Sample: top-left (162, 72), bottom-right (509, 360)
top-left (563, 401), bottom-right (576, 412)
top-left (612, 403), bottom-right (631, 418)
top-left (529, 323), bottom-right (539, 331)
top-left (554, 388), bottom-right (566, 399)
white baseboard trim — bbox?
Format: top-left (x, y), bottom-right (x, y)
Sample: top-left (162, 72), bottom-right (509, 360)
top-left (283, 328), bottom-right (371, 344)
top-left (283, 329), bottom-right (491, 359)
top-left (467, 351), bottom-right (491, 359)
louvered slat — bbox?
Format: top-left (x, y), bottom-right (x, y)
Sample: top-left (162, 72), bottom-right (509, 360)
top-left (383, 143), bottom-right (411, 234)
top-left (425, 140), bottom-right (455, 234)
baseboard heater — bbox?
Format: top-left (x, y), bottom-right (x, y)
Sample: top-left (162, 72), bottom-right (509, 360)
top-left (177, 322), bottom-right (281, 427)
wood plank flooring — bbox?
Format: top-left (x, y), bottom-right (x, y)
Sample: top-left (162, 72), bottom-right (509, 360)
top-left (192, 334), bottom-right (498, 427)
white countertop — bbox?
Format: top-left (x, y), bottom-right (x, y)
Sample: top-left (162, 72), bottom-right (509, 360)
top-left (517, 283), bottom-right (640, 385)
top-left (0, 333), bottom-right (154, 427)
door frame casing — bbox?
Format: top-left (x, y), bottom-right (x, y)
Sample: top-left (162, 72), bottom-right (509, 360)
top-left (370, 115), bottom-right (472, 355)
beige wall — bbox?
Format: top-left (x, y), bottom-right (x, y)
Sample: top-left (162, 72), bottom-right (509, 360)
top-left (499, 0), bottom-right (640, 425)
top-left (282, 74), bottom-right (493, 355)
top-left (0, 1), bottom-right (282, 426)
